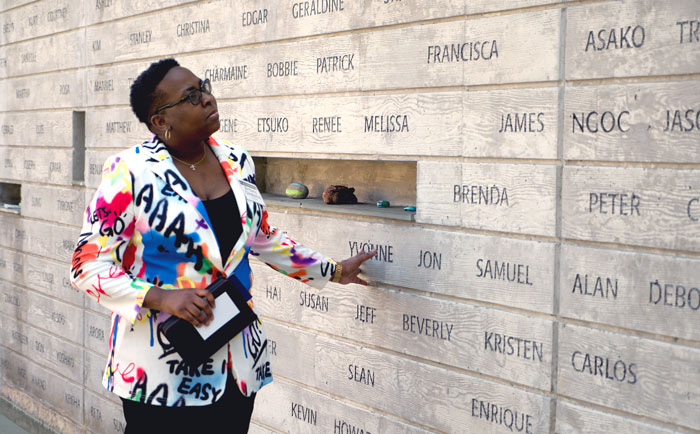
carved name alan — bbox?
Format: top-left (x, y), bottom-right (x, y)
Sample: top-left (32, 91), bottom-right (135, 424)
top-left (427, 40), bottom-right (499, 64)
top-left (205, 65), bottom-right (248, 82)
top-left (572, 274), bottom-right (618, 299)
top-left (471, 399), bottom-right (533, 434)
top-left (313, 116), bottom-right (341, 133)
top-left (585, 25), bottom-right (646, 51)
top-left (454, 185), bottom-right (509, 206)
top-left (588, 192), bottom-right (640, 216)
top-left (364, 115), bottom-right (409, 133)
top-left (571, 351), bottom-right (638, 384)
top-left (349, 241), bottom-right (393, 263)
top-left (291, 402), bottom-right (317, 425)
top-left (484, 332), bottom-right (543, 362)
top-left (317, 54), bottom-right (354, 73)
top-left (348, 364), bottom-right (374, 387)
top-left (649, 280), bottom-right (700, 311)
top-left (257, 117), bottom-right (288, 133)
top-left (129, 31), bottom-right (152, 45)
top-left (677, 20), bottom-right (700, 44)
top-left (299, 290), bottom-right (328, 312)
top-left (106, 121), bottom-right (132, 133)
top-left (334, 419), bottom-right (371, 434)
top-left (476, 259), bottom-right (533, 286)
top-left (242, 9), bottom-right (267, 26)
top-left (292, 0), bottom-right (344, 19)
top-left (664, 109), bottom-right (700, 132)
top-left (220, 118), bottom-right (237, 133)
top-left (402, 314), bottom-right (453, 341)
top-left (266, 285), bottom-right (281, 301)
top-left (499, 112), bottom-right (544, 133)
top-left (177, 20), bottom-right (210, 37)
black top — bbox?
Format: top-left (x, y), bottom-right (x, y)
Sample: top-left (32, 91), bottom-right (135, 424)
top-left (202, 189), bottom-right (242, 263)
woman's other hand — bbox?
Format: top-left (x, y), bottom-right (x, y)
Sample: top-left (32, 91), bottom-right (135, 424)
top-left (338, 249), bottom-right (377, 285)
top-left (144, 287), bottom-right (216, 327)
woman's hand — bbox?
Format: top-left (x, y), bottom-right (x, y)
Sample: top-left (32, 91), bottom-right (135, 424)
top-left (144, 286), bottom-right (216, 327)
top-left (337, 249), bottom-right (377, 285)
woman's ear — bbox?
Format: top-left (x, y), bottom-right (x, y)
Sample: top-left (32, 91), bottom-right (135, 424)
top-left (150, 113), bottom-right (166, 134)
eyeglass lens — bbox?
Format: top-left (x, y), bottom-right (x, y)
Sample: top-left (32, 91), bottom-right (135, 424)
top-left (186, 79), bottom-right (211, 105)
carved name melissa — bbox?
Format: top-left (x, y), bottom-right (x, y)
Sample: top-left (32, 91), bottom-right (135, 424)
top-left (364, 115), bottom-right (409, 133)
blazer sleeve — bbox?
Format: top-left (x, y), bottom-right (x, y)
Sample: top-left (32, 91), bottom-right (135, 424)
top-left (249, 210), bottom-right (338, 290)
top-left (70, 154), bottom-right (155, 324)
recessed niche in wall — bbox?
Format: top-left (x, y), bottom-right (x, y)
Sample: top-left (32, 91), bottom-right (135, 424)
top-left (255, 157), bottom-right (416, 221)
top-left (72, 111), bottom-right (85, 184)
top-left (0, 182), bottom-right (21, 213)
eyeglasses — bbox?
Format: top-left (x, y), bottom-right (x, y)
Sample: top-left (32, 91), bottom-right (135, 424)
top-left (154, 78), bottom-right (212, 113)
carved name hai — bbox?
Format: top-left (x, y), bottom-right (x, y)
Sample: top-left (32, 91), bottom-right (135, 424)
top-left (664, 108), bottom-right (700, 132)
top-left (471, 399), bottom-right (533, 434)
top-left (267, 60), bottom-right (298, 78)
top-left (484, 331), bottom-right (543, 362)
top-left (316, 54), bottom-right (354, 73)
top-left (476, 259), bottom-right (532, 286)
top-left (347, 364), bottom-right (374, 387)
top-left (572, 274), bottom-right (618, 299)
top-left (402, 314), bottom-right (453, 341)
top-left (427, 41), bottom-right (499, 64)
top-left (291, 402), bottom-right (317, 425)
top-left (129, 30), bottom-right (152, 46)
top-left (242, 9), bottom-right (267, 26)
top-left (364, 115), bottom-right (409, 133)
top-left (292, 0), bottom-right (344, 19)
top-left (572, 111), bottom-right (630, 133)
top-left (299, 290), bottom-right (328, 312)
top-left (588, 192), bottom-right (640, 216)
top-left (571, 351), bottom-right (638, 384)
top-left (585, 25), bottom-right (646, 51)
top-left (177, 20), bottom-right (210, 37)
top-left (312, 116), bottom-right (341, 133)
top-left (649, 280), bottom-right (700, 311)
top-left (266, 285), bottom-right (281, 301)
top-left (453, 185), bottom-right (509, 206)
top-left (499, 112), bottom-right (544, 133)
top-left (677, 20), bottom-right (700, 44)
top-left (205, 65), bottom-right (248, 82)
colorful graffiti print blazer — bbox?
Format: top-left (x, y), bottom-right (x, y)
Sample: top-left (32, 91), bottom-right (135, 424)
top-left (71, 136), bottom-right (336, 406)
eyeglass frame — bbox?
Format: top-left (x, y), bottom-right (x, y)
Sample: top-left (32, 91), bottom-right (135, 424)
top-left (153, 78), bottom-right (212, 114)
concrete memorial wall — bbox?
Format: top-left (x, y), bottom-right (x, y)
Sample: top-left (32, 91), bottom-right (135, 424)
top-left (0, 0), bottom-right (699, 432)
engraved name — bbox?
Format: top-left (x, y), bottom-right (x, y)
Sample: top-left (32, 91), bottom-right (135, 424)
top-left (476, 259), bottom-right (532, 285)
top-left (205, 65), bottom-right (248, 82)
top-left (588, 192), bottom-right (640, 216)
top-left (428, 41), bottom-right (499, 64)
top-left (572, 274), bottom-right (618, 299)
top-left (484, 331), bottom-right (543, 362)
top-left (649, 280), bottom-right (699, 311)
top-left (585, 25), bottom-right (645, 51)
top-left (129, 30), bottom-right (152, 46)
top-left (364, 115), bottom-right (409, 133)
top-left (176, 19), bottom-right (210, 37)
top-left (242, 9), bottom-right (267, 26)
top-left (316, 54), bottom-right (354, 73)
top-left (106, 121), bottom-right (132, 133)
top-left (453, 185), bottom-right (509, 206)
top-left (292, 0), bottom-right (344, 19)
top-left (312, 116), bottom-right (341, 133)
top-left (571, 351), bottom-right (638, 384)
top-left (499, 112), bottom-right (544, 133)
top-left (94, 79), bottom-right (114, 92)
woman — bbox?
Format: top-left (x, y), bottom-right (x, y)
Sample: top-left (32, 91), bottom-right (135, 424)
top-left (71, 58), bottom-right (375, 432)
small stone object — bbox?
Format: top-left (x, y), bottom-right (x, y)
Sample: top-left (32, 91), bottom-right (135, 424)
top-left (376, 200), bottom-right (390, 208)
top-left (285, 182), bottom-right (309, 199)
top-left (403, 206), bottom-right (416, 211)
top-left (322, 185), bottom-right (358, 205)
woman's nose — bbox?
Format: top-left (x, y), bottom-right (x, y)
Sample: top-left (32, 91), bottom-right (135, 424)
top-left (201, 90), bottom-right (215, 106)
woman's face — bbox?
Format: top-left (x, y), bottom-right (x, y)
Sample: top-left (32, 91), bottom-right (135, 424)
top-left (151, 66), bottom-right (220, 145)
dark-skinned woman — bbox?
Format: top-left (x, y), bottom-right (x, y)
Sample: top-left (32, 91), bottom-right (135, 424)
top-left (71, 58), bottom-right (376, 433)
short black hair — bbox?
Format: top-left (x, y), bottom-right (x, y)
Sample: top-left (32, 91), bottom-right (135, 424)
top-left (129, 58), bottom-right (180, 126)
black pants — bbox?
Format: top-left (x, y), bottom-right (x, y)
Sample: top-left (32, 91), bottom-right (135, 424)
top-left (121, 375), bottom-right (256, 434)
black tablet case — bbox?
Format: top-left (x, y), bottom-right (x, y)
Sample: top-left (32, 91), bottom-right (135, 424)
top-left (158, 275), bottom-right (258, 366)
